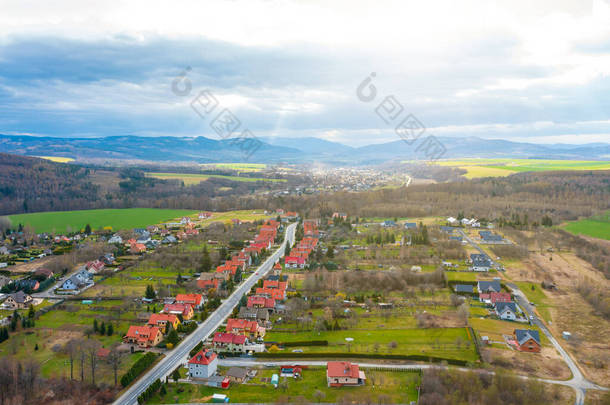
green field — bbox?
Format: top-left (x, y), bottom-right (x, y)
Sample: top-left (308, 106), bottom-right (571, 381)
top-left (147, 172), bottom-right (285, 185)
top-left (7, 208), bottom-right (197, 233)
top-left (200, 163), bottom-right (266, 172)
top-left (146, 368), bottom-right (419, 404)
top-left (433, 159), bottom-right (610, 179)
top-left (563, 211), bottom-right (610, 240)
top-left (265, 327), bottom-right (478, 363)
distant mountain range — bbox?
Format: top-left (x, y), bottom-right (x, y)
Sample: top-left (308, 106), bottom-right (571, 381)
top-left (1, 134), bottom-right (608, 165)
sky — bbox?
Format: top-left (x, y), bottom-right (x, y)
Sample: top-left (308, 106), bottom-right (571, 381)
top-left (0, 0), bottom-right (609, 146)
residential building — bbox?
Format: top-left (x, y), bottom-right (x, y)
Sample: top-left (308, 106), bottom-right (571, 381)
top-left (162, 303), bottom-right (194, 320)
top-left (495, 302), bottom-right (519, 321)
top-left (226, 318), bottom-right (265, 338)
top-left (3, 291), bottom-right (33, 309)
top-left (147, 313), bottom-right (180, 333)
top-left (471, 253), bottom-right (492, 271)
top-left (188, 349), bottom-right (218, 379)
top-left (514, 329), bottom-right (541, 353)
top-left (212, 332), bottom-right (248, 352)
top-left (477, 280), bottom-right (502, 293)
top-left (123, 325), bottom-right (163, 348)
top-left (175, 293), bottom-right (204, 309)
top-left (326, 361), bottom-right (366, 387)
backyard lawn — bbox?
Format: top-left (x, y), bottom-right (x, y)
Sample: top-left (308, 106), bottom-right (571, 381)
top-left (265, 327), bottom-right (478, 363)
top-left (145, 368), bottom-right (419, 404)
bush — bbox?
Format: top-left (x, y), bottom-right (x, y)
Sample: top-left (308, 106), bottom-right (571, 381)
top-left (120, 352), bottom-right (158, 388)
top-left (137, 378), bottom-right (162, 404)
top-left (280, 340), bottom-right (328, 347)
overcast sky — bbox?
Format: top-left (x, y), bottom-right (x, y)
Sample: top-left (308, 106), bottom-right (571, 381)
top-left (1, 0), bottom-right (609, 146)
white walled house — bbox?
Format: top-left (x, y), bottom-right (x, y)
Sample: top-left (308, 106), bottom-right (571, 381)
top-left (188, 350), bottom-right (218, 379)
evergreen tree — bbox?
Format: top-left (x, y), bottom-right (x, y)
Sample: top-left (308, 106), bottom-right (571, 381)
top-left (84, 223), bottom-right (92, 235)
top-left (107, 323), bottom-right (114, 336)
top-left (145, 284), bottom-right (156, 299)
top-left (201, 245), bottom-right (211, 272)
top-left (27, 304), bottom-right (35, 319)
top-left (93, 319), bottom-right (98, 333)
top-left (100, 321), bottom-right (106, 335)
top-left (167, 328), bottom-right (179, 345)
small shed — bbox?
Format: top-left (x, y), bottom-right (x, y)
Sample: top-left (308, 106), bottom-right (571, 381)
top-left (562, 331), bottom-right (571, 340)
top-left (271, 374), bottom-right (279, 386)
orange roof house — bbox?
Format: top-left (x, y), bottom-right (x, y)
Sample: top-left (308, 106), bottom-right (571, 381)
top-left (147, 313), bottom-right (180, 333)
top-left (326, 361), bottom-right (365, 387)
top-left (226, 318), bottom-right (265, 338)
top-left (175, 293), bottom-right (204, 308)
top-left (123, 326), bottom-right (163, 348)
top-left (162, 303), bottom-right (194, 320)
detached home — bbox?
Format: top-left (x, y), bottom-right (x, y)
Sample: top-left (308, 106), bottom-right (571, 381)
top-left (326, 361), bottom-right (366, 387)
top-left (4, 291), bottom-right (33, 309)
top-left (514, 329), bottom-right (541, 353)
top-left (188, 349), bottom-right (218, 379)
top-left (495, 302), bottom-right (519, 321)
top-left (123, 325), bottom-right (163, 348)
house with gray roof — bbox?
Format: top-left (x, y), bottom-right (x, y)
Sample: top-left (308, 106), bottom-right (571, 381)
top-left (514, 329), bottom-right (541, 352)
top-left (477, 280), bottom-right (502, 293)
top-left (471, 253), bottom-right (492, 271)
top-left (495, 302), bottom-right (518, 321)
top-left (454, 284), bottom-right (474, 294)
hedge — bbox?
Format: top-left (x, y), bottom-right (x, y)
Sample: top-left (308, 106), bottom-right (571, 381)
top-left (273, 340), bottom-right (328, 347)
top-left (120, 352), bottom-right (158, 388)
top-left (254, 351), bottom-right (471, 366)
top-left (189, 341), bottom-right (204, 358)
top-left (137, 378), bottom-right (162, 404)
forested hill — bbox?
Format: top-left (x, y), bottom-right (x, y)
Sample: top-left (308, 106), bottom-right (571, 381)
top-left (0, 153), bottom-right (99, 214)
top-left (0, 154), bottom-right (288, 216)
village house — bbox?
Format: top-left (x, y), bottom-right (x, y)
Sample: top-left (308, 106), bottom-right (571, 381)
top-left (238, 307), bottom-right (270, 324)
top-left (226, 318), bottom-right (265, 338)
top-left (108, 234), bottom-right (123, 244)
top-left (147, 313), bottom-right (180, 333)
top-left (470, 253), bottom-right (492, 271)
top-left (60, 268), bottom-right (94, 291)
top-left (198, 212), bottom-right (213, 219)
top-left (285, 256), bottom-right (305, 269)
top-left (197, 277), bottom-right (220, 291)
top-left (86, 259), bottom-right (105, 274)
top-left (212, 332), bottom-right (248, 353)
top-left (188, 349), bottom-right (218, 379)
top-left (162, 303), bottom-right (194, 320)
top-left (477, 280), bottom-right (502, 294)
top-left (175, 293), bottom-right (204, 309)
top-left (247, 295), bottom-right (276, 311)
top-left (3, 291), bottom-right (33, 309)
top-left (514, 329), bottom-right (541, 353)
top-left (326, 361), bottom-right (366, 387)
top-left (34, 267), bottom-right (54, 279)
top-left (495, 301), bottom-right (519, 321)
top-left (123, 325), bottom-right (163, 348)
top-left (455, 284), bottom-right (474, 294)
top-left (479, 230), bottom-right (503, 243)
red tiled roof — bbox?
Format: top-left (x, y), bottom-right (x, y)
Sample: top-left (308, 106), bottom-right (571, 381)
top-left (148, 313), bottom-right (178, 326)
top-left (213, 332), bottom-right (247, 345)
top-left (327, 361), bottom-right (360, 378)
top-left (176, 293), bottom-right (203, 306)
top-left (189, 349), bottom-right (217, 365)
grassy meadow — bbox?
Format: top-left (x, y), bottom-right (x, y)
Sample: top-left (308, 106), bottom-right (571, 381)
top-left (7, 208), bottom-right (197, 233)
top-left (433, 158), bottom-right (610, 179)
top-left (563, 211), bottom-right (610, 240)
top-left (146, 172), bottom-right (285, 185)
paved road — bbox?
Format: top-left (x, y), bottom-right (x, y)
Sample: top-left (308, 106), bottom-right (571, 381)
top-left (113, 222), bottom-right (297, 405)
top-left (458, 228), bottom-right (607, 404)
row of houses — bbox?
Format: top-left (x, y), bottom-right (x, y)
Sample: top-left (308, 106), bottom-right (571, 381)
top-left (123, 293), bottom-right (204, 348)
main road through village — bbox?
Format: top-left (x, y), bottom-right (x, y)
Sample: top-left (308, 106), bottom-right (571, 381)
top-left (113, 222), bottom-right (297, 405)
